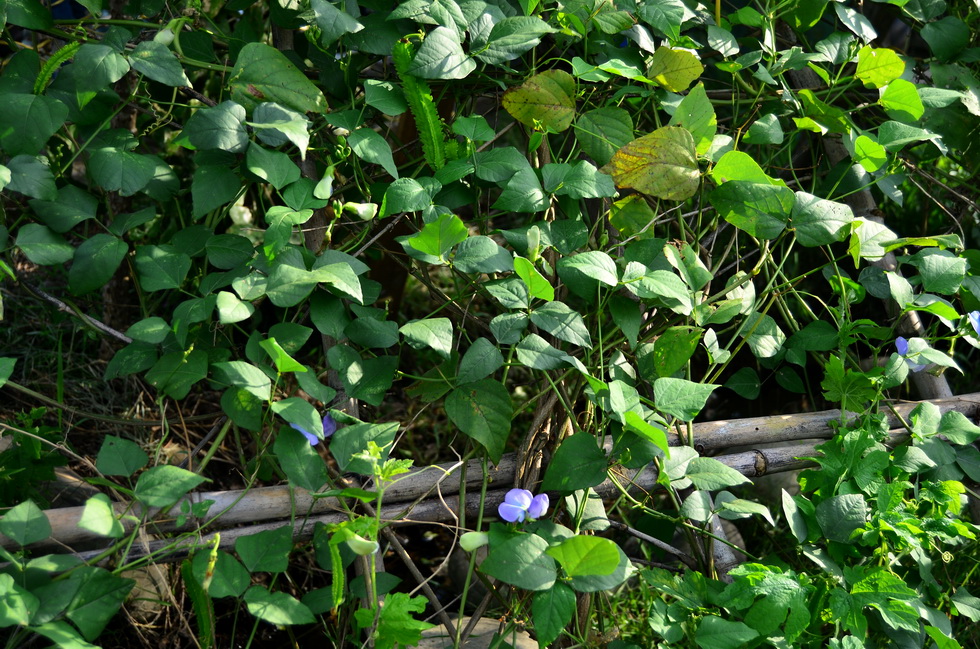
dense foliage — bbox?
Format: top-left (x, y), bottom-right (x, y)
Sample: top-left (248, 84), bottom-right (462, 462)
top-left (2, 0), bottom-right (980, 647)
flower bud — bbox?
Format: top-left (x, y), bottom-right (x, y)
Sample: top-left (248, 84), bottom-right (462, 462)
top-left (345, 534), bottom-right (379, 556)
top-left (154, 29), bottom-right (175, 46)
top-left (459, 531), bottom-right (489, 552)
top-left (342, 202), bottom-right (378, 221)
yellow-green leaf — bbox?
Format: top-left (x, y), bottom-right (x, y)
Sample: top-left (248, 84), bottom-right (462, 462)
top-left (502, 70), bottom-right (576, 133)
top-left (602, 126), bottom-right (699, 200)
top-left (855, 45), bottom-right (904, 89)
top-left (647, 46), bottom-right (703, 93)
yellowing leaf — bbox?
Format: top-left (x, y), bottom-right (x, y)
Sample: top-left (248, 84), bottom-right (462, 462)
top-left (503, 70), bottom-right (576, 133)
top-left (602, 126), bottom-right (699, 200)
top-left (647, 46), bottom-right (703, 92)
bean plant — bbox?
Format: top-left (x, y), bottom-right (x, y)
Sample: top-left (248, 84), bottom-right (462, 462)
top-left (1, 0), bottom-right (980, 647)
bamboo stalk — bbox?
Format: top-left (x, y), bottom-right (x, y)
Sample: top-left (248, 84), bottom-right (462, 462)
top-left (6, 391), bottom-right (978, 554)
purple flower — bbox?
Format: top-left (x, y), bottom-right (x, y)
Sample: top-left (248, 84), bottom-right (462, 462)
top-left (969, 311), bottom-right (980, 337)
top-left (290, 413), bottom-right (337, 445)
top-left (498, 488), bottom-right (549, 523)
top-left (896, 337), bottom-right (927, 373)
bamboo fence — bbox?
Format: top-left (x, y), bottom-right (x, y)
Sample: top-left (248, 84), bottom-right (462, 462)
top-left (5, 392), bottom-right (980, 562)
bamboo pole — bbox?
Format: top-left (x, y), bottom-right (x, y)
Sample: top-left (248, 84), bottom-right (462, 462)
top-left (5, 392), bottom-right (978, 555)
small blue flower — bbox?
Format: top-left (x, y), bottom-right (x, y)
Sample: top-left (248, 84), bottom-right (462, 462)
top-left (969, 311), bottom-right (980, 337)
top-left (896, 337), bottom-right (927, 373)
top-left (498, 488), bottom-right (549, 523)
top-left (290, 413), bottom-right (337, 445)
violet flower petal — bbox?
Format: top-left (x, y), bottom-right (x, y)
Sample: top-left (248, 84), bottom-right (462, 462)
top-left (322, 413), bottom-right (337, 438)
top-left (289, 423), bottom-right (320, 445)
top-left (504, 488), bottom-right (533, 509)
top-left (970, 311), bottom-right (980, 337)
top-left (896, 336), bottom-right (909, 356)
top-left (498, 502), bottom-right (527, 523)
top-left (527, 494), bottom-right (549, 519)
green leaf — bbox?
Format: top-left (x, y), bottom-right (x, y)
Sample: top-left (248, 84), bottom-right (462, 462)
top-left (347, 127), bottom-right (398, 178)
top-left (400, 318), bottom-right (454, 358)
top-left (530, 301), bottom-right (591, 347)
top-left (513, 256), bottom-right (555, 301)
top-left (134, 465), bottom-right (207, 507)
top-left (638, 0), bottom-right (685, 39)
top-left (31, 621), bottom-right (100, 649)
top-left (250, 102), bottom-right (311, 156)
top-left (445, 379), bottom-right (512, 463)
top-left (546, 535), bottom-right (620, 577)
top-left (481, 532), bottom-right (557, 591)
top-left (193, 164), bottom-right (242, 218)
top-left (724, 366), bottom-right (760, 399)
top-left (0, 499), bottom-right (51, 546)
top-left (274, 428), bottom-right (328, 492)
top-left (878, 120), bottom-right (944, 153)
top-left (145, 349), bottom-right (208, 399)
top-left (685, 457), bottom-right (751, 490)
top-left (921, 16), bottom-right (969, 62)
top-left (6, 0), bottom-right (49, 29)
top-left (744, 113), bottom-right (784, 145)
top-left (601, 126), bottom-right (699, 201)
top-left (29, 185), bottom-right (99, 233)
top-left (669, 82), bottom-right (716, 155)
top-left (192, 550), bottom-right (249, 599)
top-left (0, 358), bottom-right (15, 389)
top-left (816, 493), bottom-right (867, 543)
top-left (331, 422), bottom-right (398, 474)
top-left (311, 0), bottom-right (363, 45)
top-left (0, 93), bottom-right (67, 156)
top-left (855, 45), bottom-right (904, 89)
top-left (792, 192), bottom-right (854, 246)
top-left (0, 573), bottom-right (37, 627)
top-left (574, 107), bottom-right (633, 166)
top-left (532, 583), bottom-right (575, 648)
top-left (244, 586), bottom-right (315, 625)
top-left (623, 411), bottom-right (670, 456)
top-left (206, 234), bottom-right (254, 269)
top-left (494, 165), bottom-right (549, 212)
top-left (96, 435), bottom-right (149, 477)
top-left (457, 337), bottom-right (504, 384)
top-left (87, 140), bottom-right (157, 196)
top-left (352, 592), bottom-right (434, 649)
top-left (408, 212), bottom-right (467, 261)
top-left (853, 134), bottom-right (887, 172)
top-left (6, 155), bottom-right (56, 200)
top-left (542, 432), bottom-right (608, 492)
top-left (381, 177), bottom-right (431, 216)
top-left (312, 261), bottom-right (363, 303)
top-left (648, 46), bottom-right (703, 92)
top-left (742, 312), bottom-right (786, 358)
top-left (129, 40), bottom-right (190, 86)
top-left (680, 490), bottom-right (713, 521)
top-left (236, 526), bottom-right (294, 573)
top-left (78, 494), bottom-right (124, 539)
top-left (453, 235), bottom-right (513, 273)
top-left (653, 326), bottom-right (702, 377)
top-left (710, 181), bottom-right (795, 239)
top-left (556, 250), bottom-right (618, 297)
top-left (327, 346), bottom-right (397, 407)
top-left (905, 249), bottom-right (966, 295)
top-left (654, 377), bottom-right (718, 421)
top-left (695, 615), bottom-right (760, 649)
top-left (134, 244), bottom-right (192, 291)
top-left (246, 142), bottom-right (301, 189)
top-left (69, 234), bottom-right (128, 295)
top-left (212, 361), bottom-right (272, 401)
top-left (16, 223), bottom-right (74, 265)
top-left (474, 16), bottom-right (555, 65)
top-left (880, 79), bottom-right (924, 121)
top-left (939, 410), bottom-right (980, 445)
top-left (408, 26), bottom-right (475, 79)
top-left (64, 567), bottom-right (135, 641)
top-left (184, 101), bottom-right (249, 153)
top-left (229, 43), bottom-right (327, 113)
top-left (502, 69), bottom-right (576, 133)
